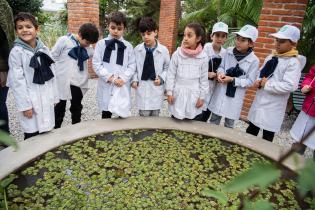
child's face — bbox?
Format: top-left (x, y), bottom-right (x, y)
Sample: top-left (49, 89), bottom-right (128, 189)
top-left (15, 20), bottom-right (38, 45)
top-left (141, 30), bottom-right (157, 48)
top-left (211, 32), bottom-right (227, 47)
top-left (108, 22), bottom-right (125, 39)
top-left (182, 27), bottom-right (201, 50)
top-left (235, 35), bottom-right (253, 53)
top-left (275, 38), bottom-right (295, 54)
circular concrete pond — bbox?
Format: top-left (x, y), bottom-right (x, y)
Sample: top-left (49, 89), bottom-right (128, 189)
top-left (0, 117), bottom-right (310, 209)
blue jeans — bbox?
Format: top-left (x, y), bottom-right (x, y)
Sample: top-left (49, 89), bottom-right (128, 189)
top-left (0, 86), bottom-right (9, 132)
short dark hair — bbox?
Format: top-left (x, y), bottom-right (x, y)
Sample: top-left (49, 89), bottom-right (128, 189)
top-left (78, 23), bottom-right (99, 43)
top-left (107, 11), bottom-right (127, 28)
top-left (236, 34), bottom-right (253, 44)
top-left (14, 12), bottom-right (38, 30)
top-left (138, 17), bottom-right (157, 33)
top-left (186, 23), bottom-right (206, 46)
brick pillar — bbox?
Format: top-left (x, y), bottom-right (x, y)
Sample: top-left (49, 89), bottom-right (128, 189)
top-left (240, 0), bottom-right (308, 120)
top-left (158, 0), bottom-right (181, 54)
top-left (68, 0), bottom-right (99, 78)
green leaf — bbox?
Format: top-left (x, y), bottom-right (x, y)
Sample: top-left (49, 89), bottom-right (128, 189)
top-left (0, 128), bottom-right (18, 149)
top-left (201, 188), bottom-right (228, 205)
top-left (223, 163), bottom-right (281, 192)
top-left (244, 199), bottom-right (274, 210)
top-left (0, 175), bottom-right (16, 189)
top-left (297, 160), bottom-right (315, 197)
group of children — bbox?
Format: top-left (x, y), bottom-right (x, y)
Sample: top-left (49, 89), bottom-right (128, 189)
top-left (5, 11), bottom-right (314, 158)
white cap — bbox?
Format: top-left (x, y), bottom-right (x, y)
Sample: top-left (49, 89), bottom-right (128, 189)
top-left (233, 25), bottom-right (258, 42)
top-left (212, 22), bottom-right (229, 34)
top-left (270, 25), bottom-right (300, 43)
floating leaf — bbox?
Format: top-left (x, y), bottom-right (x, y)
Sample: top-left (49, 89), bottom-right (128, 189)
top-left (223, 163), bottom-right (281, 192)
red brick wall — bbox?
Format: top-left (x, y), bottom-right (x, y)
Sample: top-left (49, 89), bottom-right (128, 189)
top-left (158, 0), bottom-right (181, 54)
top-left (67, 0), bottom-right (99, 78)
top-left (240, 0), bottom-right (308, 120)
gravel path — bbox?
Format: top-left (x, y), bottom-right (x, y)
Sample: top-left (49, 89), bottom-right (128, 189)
top-left (4, 79), bottom-right (313, 158)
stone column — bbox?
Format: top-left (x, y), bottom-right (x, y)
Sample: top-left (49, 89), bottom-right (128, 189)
top-left (158, 0), bottom-right (181, 54)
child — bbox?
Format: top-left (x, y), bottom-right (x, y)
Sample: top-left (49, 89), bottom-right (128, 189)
top-left (7, 12), bottom-right (59, 139)
top-left (195, 22), bottom-right (228, 122)
top-left (165, 23), bottom-right (209, 120)
top-left (208, 25), bottom-right (259, 128)
top-left (92, 11), bottom-right (136, 118)
top-left (290, 65), bottom-right (315, 160)
top-left (131, 17), bottom-right (170, 116)
top-left (51, 23), bottom-right (99, 128)
top-left (247, 25), bottom-right (306, 142)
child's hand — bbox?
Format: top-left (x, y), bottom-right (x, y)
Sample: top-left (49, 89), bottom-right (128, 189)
top-left (196, 98), bottom-right (204, 108)
top-left (208, 72), bottom-right (217, 79)
top-left (108, 75), bottom-right (115, 83)
top-left (23, 109), bottom-right (33, 119)
top-left (131, 82), bottom-right (138, 89)
top-left (301, 85), bottom-right (312, 94)
top-left (114, 78), bottom-right (125, 87)
top-left (167, 95), bottom-right (174, 105)
top-left (253, 80), bottom-right (262, 88)
top-left (221, 76), bottom-right (234, 83)
top-left (217, 73), bottom-right (225, 83)
top-left (154, 77), bottom-right (161, 86)
top-left (260, 77), bottom-right (268, 87)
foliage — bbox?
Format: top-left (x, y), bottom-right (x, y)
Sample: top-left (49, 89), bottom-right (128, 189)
top-left (99, 0), bottom-right (160, 46)
top-left (182, 0), bottom-right (212, 15)
top-left (5, 0), bottom-right (43, 16)
top-left (1, 130), bottom-right (311, 208)
top-left (297, 0), bottom-right (315, 71)
top-left (38, 20), bottom-right (67, 49)
top-left (0, 0), bottom-right (15, 47)
top-left (181, 0), bottom-right (263, 34)
top-left (0, 175), bottom-right (16, 210)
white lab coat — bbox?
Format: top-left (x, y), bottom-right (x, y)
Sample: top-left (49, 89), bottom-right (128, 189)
top-left (7, 46), bottom-right (59, 133)
top-left (248, 55), bottom-right (306, 132)
top-left (51, 35), bottom-right (94, 100)
top-left (165, 48), bottom-right (209, 119)
top-left (92, 35), bottom-right (136, 111)
top-left (290, 111), bottom-right (315, 149)
top-left (203, 43), bottom-right (226, 111)
top-left (208, 47), bottom-right (259, 120)
top-left (133, 42), bottom-right (170, 110)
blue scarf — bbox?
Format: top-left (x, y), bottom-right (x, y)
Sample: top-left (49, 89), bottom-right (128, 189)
top-left (103, 38), bottom-right (126, 66)
top-left (225, 64), bottom-right (245, 97)
top-left (259, 56), bottom-right (278, 78)
top-left (67, 34), bottom-right (89, 71)
top-left (14, 38), bottom-right (54, 85)
top-left (141, 43), bottom-right (157, 81)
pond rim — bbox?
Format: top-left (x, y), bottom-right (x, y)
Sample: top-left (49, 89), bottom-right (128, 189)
top-left (0, 117), bottom-right (304, 180)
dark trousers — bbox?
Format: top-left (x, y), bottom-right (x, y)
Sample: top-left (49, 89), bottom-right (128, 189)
top-left (246, 122), bottom-right (275, 142)
top-left (54, 85), bottom-right (83, 128)
top-left (194, 109), bottom-right (211, 122)
top-left (24, 131), bottom-right (39, 140)
top-left (102, 111), bottom-right (112, 119)
top-left (0, 86), bottom-right (9, 133)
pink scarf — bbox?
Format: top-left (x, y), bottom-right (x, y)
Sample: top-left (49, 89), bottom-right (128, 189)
top-left (180, 44), bottom-right (203, 57)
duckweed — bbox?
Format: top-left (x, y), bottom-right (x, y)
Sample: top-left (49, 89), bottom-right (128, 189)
top-left (4, 129), bottom-right (314, 209)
